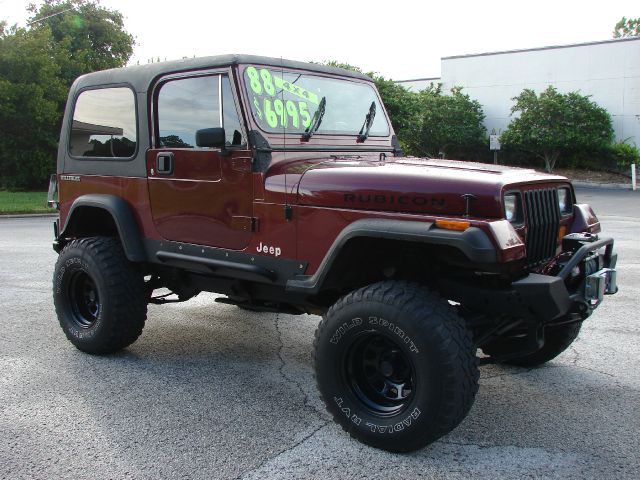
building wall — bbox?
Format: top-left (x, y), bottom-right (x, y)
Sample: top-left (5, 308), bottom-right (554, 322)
top-left (442, 38), bottom-right (640, 146)
top-left (398, 38), bottom-right (640, 145)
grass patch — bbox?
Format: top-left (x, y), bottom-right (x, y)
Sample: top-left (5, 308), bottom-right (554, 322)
top-left (0, 191), bottom-right (53, 214)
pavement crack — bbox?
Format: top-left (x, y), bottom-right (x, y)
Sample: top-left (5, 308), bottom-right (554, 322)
top-left (574, 364), bottom-right (616, 377)
top-left (274, 314), bottom-right (327, 419)
top-left (567, 342), bottom-right (614, 376)
top-left (569, 344), bottom-right (580, 366)
top-left (236, 422), bottom-right (329, 480)
top-left (233, 316), bottom-right (331, 480)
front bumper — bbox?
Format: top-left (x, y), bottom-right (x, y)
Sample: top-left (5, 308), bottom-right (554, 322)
top-left (444, 233), bottom-right (617, 323)
top-left (513, 233), bottom-right (617, 321)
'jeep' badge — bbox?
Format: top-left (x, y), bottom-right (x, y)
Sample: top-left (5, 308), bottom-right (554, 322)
top-left (257, 242), bottom-right (281, 257)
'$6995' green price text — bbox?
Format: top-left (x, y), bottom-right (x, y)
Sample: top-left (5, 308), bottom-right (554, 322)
top-left (246, 66), bottom-right (317, 130)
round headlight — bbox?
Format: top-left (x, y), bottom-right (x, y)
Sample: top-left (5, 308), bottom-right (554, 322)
top-left (558, 187), bottom-right (572, 214)
top-left (504, 193), bottom-right (521, 223)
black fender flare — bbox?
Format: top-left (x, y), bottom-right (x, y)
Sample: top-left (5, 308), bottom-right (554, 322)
top-left (286, 218), bottom-right (497, 294)
top-left (59, 194), bottom-right (146, 262)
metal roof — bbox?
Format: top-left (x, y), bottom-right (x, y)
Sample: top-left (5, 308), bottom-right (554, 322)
top-left (71, 54), bottom-right (373, 91)
top-left (395, 77), bottom-right (441, 84)
top-left (442, 36), bottom-right (640, 61)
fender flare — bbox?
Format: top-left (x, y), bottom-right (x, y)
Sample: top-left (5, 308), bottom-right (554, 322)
top-left (286, 218), bottom-right (497, 294)
top-left (59, 194), bottom-right (146, 262)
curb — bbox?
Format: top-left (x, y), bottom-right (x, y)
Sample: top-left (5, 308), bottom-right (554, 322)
top-left (0, 213), bottom-right (58, 219)
top-left (571, 181), bottom-right (635, 190)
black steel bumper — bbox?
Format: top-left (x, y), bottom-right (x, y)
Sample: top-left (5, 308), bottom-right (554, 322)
top-left (444, 234), bottom-right (617, 323)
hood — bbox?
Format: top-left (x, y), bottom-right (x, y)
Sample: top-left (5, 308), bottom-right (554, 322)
top-left (293, 156), bottom-right (568, 218)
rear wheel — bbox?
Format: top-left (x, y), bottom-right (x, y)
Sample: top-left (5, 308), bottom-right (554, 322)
top-left (53, 236), bottom-right (148, 354)
top-left (314, 281), bottom-right (479, 452)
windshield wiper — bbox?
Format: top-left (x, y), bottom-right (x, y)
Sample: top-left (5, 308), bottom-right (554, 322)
top-left (357, 101), bottom-right (376, 142)
top-left (302, 96), bottom-right (326, 141)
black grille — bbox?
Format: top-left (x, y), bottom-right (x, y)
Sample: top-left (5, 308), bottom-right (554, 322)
top-left (523, 188), bottom-right (561, 266)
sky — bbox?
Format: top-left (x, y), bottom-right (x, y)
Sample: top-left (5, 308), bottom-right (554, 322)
top-left (1, 0), bottom-right (637, 80)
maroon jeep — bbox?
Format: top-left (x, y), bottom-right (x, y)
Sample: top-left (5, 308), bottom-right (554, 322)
top-left (49, 55), bottom-right (617, 452)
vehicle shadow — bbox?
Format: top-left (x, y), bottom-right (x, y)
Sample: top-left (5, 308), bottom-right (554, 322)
top-left (45, 303), bottom-right (638, 478)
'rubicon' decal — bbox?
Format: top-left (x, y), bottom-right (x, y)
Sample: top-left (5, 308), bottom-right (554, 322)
top-left (60, 175), bottom-right (80, 182)
top-left (344, 193), bottom-right (445, 207)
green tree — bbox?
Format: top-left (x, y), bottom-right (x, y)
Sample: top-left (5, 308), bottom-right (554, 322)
top-left (371, 75), bottom-right (421, 152)
top-left (0, 0), bottom-right (134, 189)
top-left (501, 86), bottom-right (614, 173)
top-left (407, 85), bottom-right (486, 159)
top-left (609, 140), bottom-right (640, 169)
top-left (0, 24), bottom-right (67, 189)
top-left (613, 16), bottom-right (640, 38)
top-left (27, 0), bottom-right (134, 86)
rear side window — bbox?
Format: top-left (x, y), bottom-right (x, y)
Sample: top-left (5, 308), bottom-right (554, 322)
top-left (69, 87), bottom-right (137, 158)
top-left (157, 74), bottom-right (245, 148)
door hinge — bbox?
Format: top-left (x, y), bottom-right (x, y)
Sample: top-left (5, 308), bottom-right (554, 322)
top-left (231, 216), bottom-right (258, 232)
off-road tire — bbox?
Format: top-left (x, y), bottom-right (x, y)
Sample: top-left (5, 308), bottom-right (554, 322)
top-left (313, 281), bottom-right (479, 452)
top-left (53, 236), bottom-right (148, 354)
top-left (483, 322), bottom-right (582, 367)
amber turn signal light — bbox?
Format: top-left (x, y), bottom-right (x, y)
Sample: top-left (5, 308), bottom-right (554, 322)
top-left (558, 225), bottom-right (567, 241)
top-left (435, 219), bottom-right (470, 231)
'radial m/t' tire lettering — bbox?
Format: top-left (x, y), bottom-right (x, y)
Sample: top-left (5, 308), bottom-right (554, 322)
top-left (313, 281), bottom-right (479, 452)
top-left (53, 236), bottom-right (148, 354)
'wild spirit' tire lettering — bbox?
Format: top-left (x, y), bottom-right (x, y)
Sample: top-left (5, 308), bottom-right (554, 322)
top-left (368, 316), bottom-right (419, 353)
top-left (329, 317), bottom-right (362, 344)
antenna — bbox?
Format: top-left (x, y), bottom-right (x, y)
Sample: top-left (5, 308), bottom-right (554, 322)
top-left (281, 57), bottom-right (292, 221)
top-left (27, 6), bottom-right (77, 26)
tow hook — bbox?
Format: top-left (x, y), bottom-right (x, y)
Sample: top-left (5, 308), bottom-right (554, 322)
top-left (585, 268), bottom-right (618, 306)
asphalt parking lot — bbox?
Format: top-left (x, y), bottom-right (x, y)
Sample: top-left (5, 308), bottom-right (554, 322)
top-left (1, 186), bottom-right (638, 479)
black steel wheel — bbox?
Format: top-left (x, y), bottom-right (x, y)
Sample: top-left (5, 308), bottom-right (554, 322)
top-left (53, 236), bottom-right (147, 354)
top-left (67, 270), bottom-right (101, 328)
top-left (314, 281), bottom-right (479, 452)
top-left (345, 333), bottom-right (415, 416)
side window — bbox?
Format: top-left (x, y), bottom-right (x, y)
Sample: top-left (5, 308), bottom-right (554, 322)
top-left (157, 74), bottom-right (245, 149)
top-left (157, 75), bottom-right (220, 148)
top-left (70, 87), bottom-right (137, 158)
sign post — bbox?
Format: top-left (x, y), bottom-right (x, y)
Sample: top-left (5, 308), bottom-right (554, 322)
top-left (489, 133), bottom-right (501, 165)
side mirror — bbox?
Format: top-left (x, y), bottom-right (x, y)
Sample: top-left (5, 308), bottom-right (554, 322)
top-left (196, 127), bottom-right (225, 148)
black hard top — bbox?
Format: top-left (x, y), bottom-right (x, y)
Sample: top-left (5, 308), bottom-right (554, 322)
top-left (72, 54), bottom-right (372, 92)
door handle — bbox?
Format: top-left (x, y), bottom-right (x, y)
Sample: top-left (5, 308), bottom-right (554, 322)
top-left (156, 152), bottom-right (174, 175)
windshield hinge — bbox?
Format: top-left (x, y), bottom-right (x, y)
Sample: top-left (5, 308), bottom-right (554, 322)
top-left (284, 205), bottom-right (293, 222)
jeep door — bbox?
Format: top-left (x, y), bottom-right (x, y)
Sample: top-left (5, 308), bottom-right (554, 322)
top-left (147, 72), bottom-right (253, 249)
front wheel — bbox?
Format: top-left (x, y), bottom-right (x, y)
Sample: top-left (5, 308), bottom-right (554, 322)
top-left (53, 236), bottom-right (148, 354)
top-left (313, 281), bottom-right (479, 452)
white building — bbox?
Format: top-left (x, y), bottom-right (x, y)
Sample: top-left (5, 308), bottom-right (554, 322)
top-left (397, 37), bottom-right (640, 146)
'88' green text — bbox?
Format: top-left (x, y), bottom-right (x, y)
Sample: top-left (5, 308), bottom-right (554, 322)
top-left (247, 66), bottom-right (313, 130)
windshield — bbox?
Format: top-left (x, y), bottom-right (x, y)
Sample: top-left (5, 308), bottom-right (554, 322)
top-left (243, 66), bottom-right (390, 137)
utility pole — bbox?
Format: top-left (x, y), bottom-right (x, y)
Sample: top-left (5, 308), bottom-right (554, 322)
top-left (489, 129), bottom-right (501, 165)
